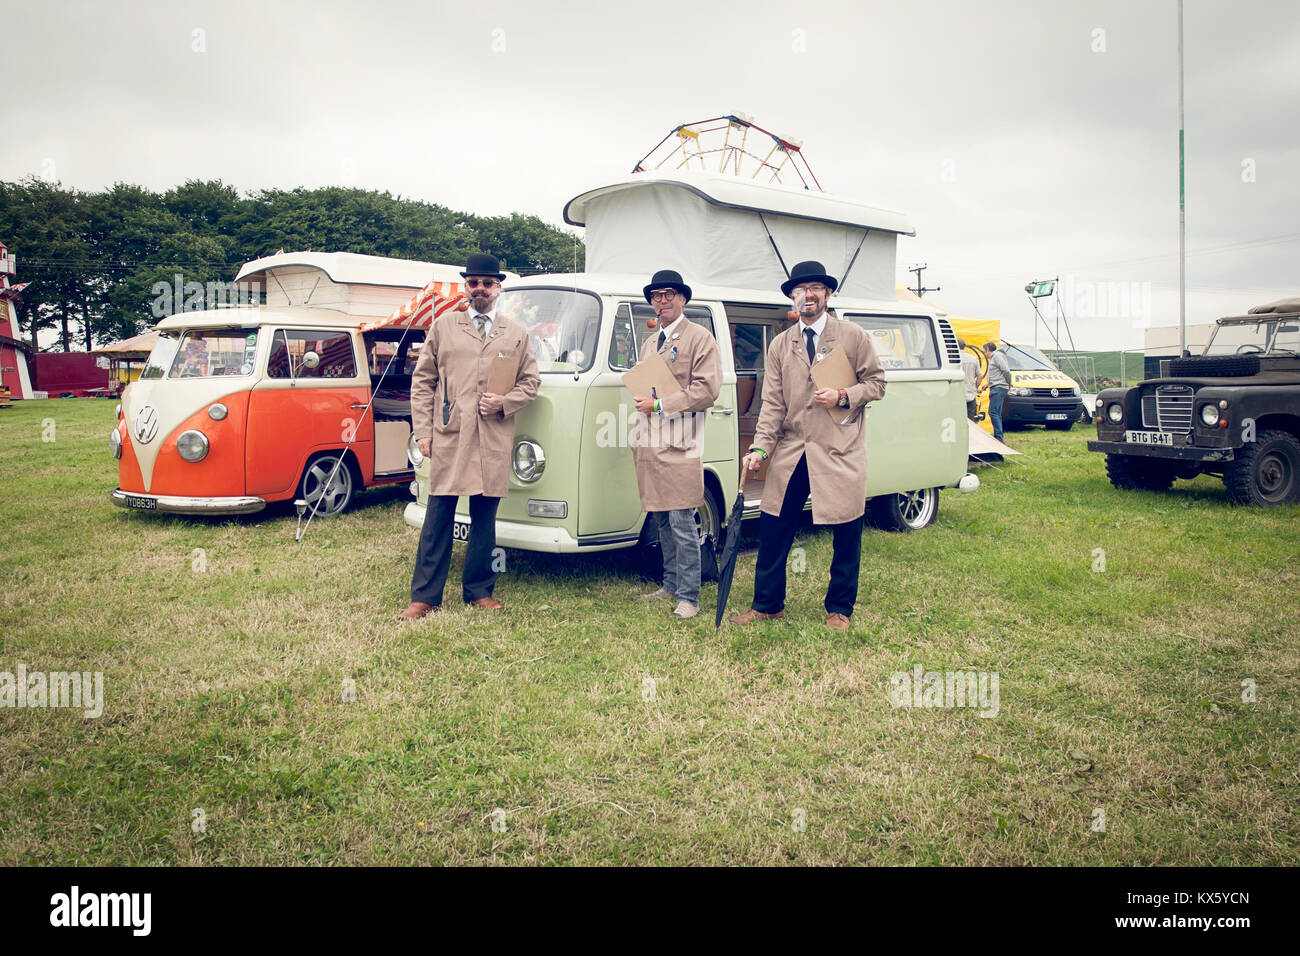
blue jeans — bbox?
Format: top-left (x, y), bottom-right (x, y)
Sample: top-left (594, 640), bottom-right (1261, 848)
top-left (654, 508), bottom-right (701, 606)
top-left (988, 385), bottom-right (1009, 442)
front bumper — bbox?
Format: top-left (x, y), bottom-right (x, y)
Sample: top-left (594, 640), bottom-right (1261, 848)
top-left (1003, 395), bottom-right (1082, 423)
top-left (111, 489), bottom-right (267, 515)
top-left (1086, 440), bottom-right (1235, 462)
top-left (402, 501), bottom-right (636, 553)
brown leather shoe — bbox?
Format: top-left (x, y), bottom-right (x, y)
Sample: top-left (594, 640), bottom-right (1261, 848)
top-left (826, 612), bottom-right (851, 631)
top-left (398, 601), bottom-right (438, 621)
top-left (727, 608), bottom-right (785, 625)
top-left (468, 596), bottom-right (504, 610)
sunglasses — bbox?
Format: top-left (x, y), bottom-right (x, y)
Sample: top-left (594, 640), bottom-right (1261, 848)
top-left (465, 278), bottom-right (499, 289)
top-left (649, 290), bottom-right (680, 302)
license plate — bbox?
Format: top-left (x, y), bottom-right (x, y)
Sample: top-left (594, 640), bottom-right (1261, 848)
top-left (126, 495), bottom-right (157, 510)
top-left (452, 519), bottom-right (471, 541)
top-left (1124, 430), bottom-right (1173, 446)
top-left (1046, 413), bottom-right (1068, 421)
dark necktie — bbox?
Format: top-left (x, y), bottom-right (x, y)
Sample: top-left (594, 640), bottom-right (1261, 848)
top-left (804, 327), bottom-right (816, 363)
top-left (658, 331), bottom-right (666, 351)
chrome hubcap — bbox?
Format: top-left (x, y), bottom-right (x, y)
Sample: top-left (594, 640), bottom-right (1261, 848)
top-left (305, 459), bottom-right (352, 514)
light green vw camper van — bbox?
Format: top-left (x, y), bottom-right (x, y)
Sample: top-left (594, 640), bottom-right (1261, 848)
top-left (403, 172), bottom-right (977, 552)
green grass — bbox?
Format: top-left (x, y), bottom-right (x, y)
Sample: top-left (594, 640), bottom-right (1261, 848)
top-left (1044, 349), bottom-right (1148, 387)
top-left (1, 400), bottom-right (1296, 865)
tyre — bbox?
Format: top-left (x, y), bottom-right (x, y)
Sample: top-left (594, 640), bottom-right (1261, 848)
top-left (692, 485), bottom-right (723, 548)
top-left (693, 486), bottom-right (724, 583)
top-left (1224, 429), bottom-right (1300, 506)
top-left (1168, 354), bottom-right (1260, 377)
top-left (299, 452), bottom-right (356, 516)
top-left (1104, 454), bottom-right (1175, 491)
top-left (868, 488), bottom-right (939, 532)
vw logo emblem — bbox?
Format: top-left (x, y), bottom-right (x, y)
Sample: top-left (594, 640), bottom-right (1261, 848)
top-left (134, 405), bottom-right (159, 444)
top-left (1050, 388), bottom-right (1059, 397)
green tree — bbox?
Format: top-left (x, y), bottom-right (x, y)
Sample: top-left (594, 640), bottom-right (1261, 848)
top-left (469, 212), bottom-right (585, 275)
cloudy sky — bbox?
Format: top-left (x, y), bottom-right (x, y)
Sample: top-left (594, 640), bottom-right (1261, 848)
top-left (4, 0), bottom-right (1297, 349)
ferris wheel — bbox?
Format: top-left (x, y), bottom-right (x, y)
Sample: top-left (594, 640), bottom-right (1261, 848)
top-left (631, 113), bottom-right (822, 191)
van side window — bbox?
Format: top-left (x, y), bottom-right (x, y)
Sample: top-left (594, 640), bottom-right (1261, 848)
top-left (845, 314), bottom-right (940, 370)
top-left (608, 303), bottom-right (638, 371)
top-left (267, 330), bottom-right (358, 379)
top-left (732, 323), bottom-right (766, 372)
top-left (627, 304), bottom-right (716, 339)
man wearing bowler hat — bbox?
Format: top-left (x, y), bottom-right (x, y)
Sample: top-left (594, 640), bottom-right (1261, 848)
top-left (728, 260), bottom-right (886, 631)
top-left (399, 253), bottom-right (541, 620)
top-left (630, 269), bottom-right (722, 620)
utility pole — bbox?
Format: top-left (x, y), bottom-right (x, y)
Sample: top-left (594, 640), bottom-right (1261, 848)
top-left (908, 263), bottom-right (940, 298)
top-left (1177, 0), bottom-right (1186, 357)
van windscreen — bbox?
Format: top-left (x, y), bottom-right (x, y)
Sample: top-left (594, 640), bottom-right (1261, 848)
top-left (168, 329), bottom-right (260, 378)
top-left (496, 288), bottom-right (601, 373)
top-left (139, 332), bottom-right (179, 380)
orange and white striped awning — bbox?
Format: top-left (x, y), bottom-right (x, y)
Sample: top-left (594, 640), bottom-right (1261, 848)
top-left (361, 280), bottom-right (467, 332)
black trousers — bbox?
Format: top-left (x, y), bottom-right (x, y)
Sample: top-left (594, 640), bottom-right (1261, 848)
top-left (751, 455), bottom-right (862, 617)
top-left (410, 494), bottom-right (500, 606)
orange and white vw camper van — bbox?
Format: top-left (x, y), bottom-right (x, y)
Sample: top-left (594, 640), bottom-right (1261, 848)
top-left (109, 252), bottom-right (490, 516)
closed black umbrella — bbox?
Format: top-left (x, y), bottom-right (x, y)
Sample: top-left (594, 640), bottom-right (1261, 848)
top-left (714, 468), bottom-right (751, 627)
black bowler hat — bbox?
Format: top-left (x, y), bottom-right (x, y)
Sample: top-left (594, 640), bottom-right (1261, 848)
top-left (461, 252), bottom-right (507, 280)
top-left (781, 260), bottom-right (839, 298)
top-left (642, 269), bottom-right (692, 304)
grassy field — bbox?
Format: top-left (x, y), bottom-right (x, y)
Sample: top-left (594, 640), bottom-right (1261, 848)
top-left (1043, 349), bottom-right (1148, 387)
top-left (1, 399), bottom-right (1296, 866)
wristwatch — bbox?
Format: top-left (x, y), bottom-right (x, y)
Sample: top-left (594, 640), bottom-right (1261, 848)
top-left (837, 388), bottom-right (850, 408)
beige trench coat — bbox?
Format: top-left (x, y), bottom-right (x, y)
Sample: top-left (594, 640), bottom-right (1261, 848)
top-left (752, 316), bottom-right (886, 525)
top-left (631, 319), bottom-right (723, 512)
top-left (411, 311), bottom-right (541, 498)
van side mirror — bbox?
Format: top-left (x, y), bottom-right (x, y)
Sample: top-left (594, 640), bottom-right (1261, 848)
top-left (295, 348), bottom-right (319, 377)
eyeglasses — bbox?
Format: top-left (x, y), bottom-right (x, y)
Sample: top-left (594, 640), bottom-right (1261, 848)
top-left (650, 290), bottom-right (680, 302)
top-left (794, 283), bottom-right (828, 295)
top-left (465, 278), bottom-right (499, 289)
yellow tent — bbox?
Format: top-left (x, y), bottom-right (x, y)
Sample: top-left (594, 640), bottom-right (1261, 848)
top-left (895, 283), bottom-right (1000, 433)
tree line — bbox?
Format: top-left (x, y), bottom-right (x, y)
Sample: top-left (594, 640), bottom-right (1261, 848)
top-left (0, 178), bottom-right (585, 351)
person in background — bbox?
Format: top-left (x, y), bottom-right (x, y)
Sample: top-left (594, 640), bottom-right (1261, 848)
top-left (983, 340), bottom-right (1011, 443)
top-left (959, 338), bottom-right (984, 421)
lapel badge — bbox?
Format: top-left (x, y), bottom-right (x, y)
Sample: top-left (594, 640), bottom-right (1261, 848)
top-left (670, 347), bottom-right (678, 362)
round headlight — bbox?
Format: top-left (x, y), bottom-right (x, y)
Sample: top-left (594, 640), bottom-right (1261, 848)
top-left (1106, 403), bottom-right (1124, 424)
top-left (407, 433), bottom-right (424, 467)
top-left (109, 428), bottom-right (122, 460)
top-left (208, 403), bottom-right (228, 421)
top-left (1072, 386), bottom-right (1081, 396)
top-left (1095, 397), bottom-right (1104, 411)
top-left (1200, 404), bottom-right (1220, 426)
top-left (512, 440), bottom-right (545, 482)
top-left (177, 429), bottom-right (209, 462)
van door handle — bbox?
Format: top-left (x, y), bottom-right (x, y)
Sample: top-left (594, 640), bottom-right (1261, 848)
top-left (350, 403), bottom-right (368, 409)
top-left (710, 407), bottom-right (734, 416)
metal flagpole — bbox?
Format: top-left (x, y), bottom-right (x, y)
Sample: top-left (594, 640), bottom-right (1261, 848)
top-left (1178, 0), bottom-right (1186, 357)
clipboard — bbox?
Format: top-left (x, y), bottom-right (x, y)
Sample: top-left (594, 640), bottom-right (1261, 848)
top-left (621, 351), bottom-right (682, 400)
top-left (485, 354), bottom-right (517, 396)
top-left (810, 345), bottom-right (859, 424)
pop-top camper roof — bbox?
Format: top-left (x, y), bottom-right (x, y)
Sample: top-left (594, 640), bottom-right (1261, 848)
top-left (233, 251), bottom-right (516, 317)
top-left (563, 171), bottom-right (915, 301)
